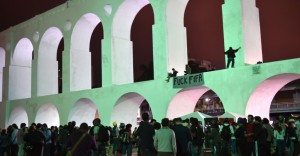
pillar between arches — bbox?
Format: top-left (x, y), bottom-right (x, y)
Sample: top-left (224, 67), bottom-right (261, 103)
top-left (222, 0), bottom-right (263, 67)
top-left (111, 37), bottom-right (134, 85)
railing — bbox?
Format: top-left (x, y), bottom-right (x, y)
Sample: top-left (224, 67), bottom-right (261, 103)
top-left (270, 102), bottom-right (300, 113)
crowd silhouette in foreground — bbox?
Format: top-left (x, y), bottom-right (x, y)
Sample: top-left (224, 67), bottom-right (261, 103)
top-left (0, 113), bottom-right (299, 156)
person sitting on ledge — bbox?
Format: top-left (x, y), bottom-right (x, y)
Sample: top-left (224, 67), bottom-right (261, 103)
top-left (166, 68), bottom-right (178, 82)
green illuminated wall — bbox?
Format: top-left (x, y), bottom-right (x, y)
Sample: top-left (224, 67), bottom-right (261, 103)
top-left (0, 0), bottom-right (299, 128)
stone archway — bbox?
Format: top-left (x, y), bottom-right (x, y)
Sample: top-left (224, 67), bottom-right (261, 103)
top-left (246, 73), bottom-right (300, 119)
top-left (70, 13), bottom-right (102, 91)
top-left (68, 98), bottom-right (98, 126)
top-left (8, 106), bottom-right (29, 127)
top-left (167, 86), bottom-right (224, 119)
top-left (111, 0), bottom-right (150, 85)
top-left (37, 27), bottom-right (63, 96)
top-left (35, 103), bottom-right (60, 127)
top-left (9, 38), bottom-right (33, 100)
top-left (111, 92), bottom-right (152, 128)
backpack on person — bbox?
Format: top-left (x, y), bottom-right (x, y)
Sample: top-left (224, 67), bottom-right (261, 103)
top-left (97, 125), bottom-right (109, 143)
top-left (191, 126), bottom-right (204, 146)
top-left (120, 131), bottom-right (130, 144)
top-left (111, 127), bottom-right (118, 138)
top-left (221, 125), bottom-right (231, 141)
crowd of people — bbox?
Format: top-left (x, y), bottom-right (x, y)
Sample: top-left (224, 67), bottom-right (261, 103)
top-left (0, 113), bottom-right (299, 156)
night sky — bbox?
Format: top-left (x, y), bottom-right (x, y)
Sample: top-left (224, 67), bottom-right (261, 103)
top-left (1, 0), bottom-right (300, 72)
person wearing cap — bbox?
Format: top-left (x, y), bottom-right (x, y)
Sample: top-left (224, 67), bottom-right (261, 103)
top-left (285, 118), bottom-right (298, 156)
top-left (119, 124), bottom-right (133, 156)
top-left (112, 122), bottom-right (120, 155)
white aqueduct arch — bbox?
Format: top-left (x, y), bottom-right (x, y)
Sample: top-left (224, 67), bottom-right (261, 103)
top-left (35, 103), bottom-right (60, 127)
top-left (111, 92), bottom-right (148, 129)
top-left (8, 106), bottom-right (29, 127)
top-left (9, 38), bottom-right (33, 100)
top-left (37, 27), bottom-right (63, 96)
top-left (0, 47), bottom-right (5, 101)
top-left (112, 0), bottom-right (150, 85)
top-left (167, 86), bottom-right (220, 119)
top-left (246, 73), bottom-right (300, 119)
top-left (70, 13), bottom-right (101, 91)
top-left (68, 98), bottom-right (98, 126)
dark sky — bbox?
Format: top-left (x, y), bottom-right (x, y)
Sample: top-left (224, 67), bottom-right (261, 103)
top-left (1, 0), bottom-right (300, 71)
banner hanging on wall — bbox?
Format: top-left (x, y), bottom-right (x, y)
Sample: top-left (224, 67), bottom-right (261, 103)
top-left (173, 73), bottom-right (204, 88)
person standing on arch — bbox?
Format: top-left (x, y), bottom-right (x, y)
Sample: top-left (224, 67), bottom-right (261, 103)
top-left (224, 47), bottom-right (241, 68)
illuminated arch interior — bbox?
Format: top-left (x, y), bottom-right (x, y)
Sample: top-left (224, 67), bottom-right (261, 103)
top-left (167, 86), bottom-right (213, 119)
top-left (70, 13), bottom-right (101, 91)
top-left (246, 73), bottom-right (300, 119)
top-left (8, 106), bottom-right (29, 127)
top-left (0, 47), bottom-right (5, 101)
top-left (68, 98), bottom-right (98, 126)
top-left (37, 27), bottom-right (63, 96)
top-left (9, 38), bottom-right (33, 100)
top-left (111, 0), bottom-right (149, 85)
top-left (35, 103), bottom-right (60, 126)
top-left (111, 92), bottom-right (151, 128)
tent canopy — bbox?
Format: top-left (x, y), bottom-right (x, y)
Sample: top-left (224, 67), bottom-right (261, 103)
top-left (180, 112), bottom-right (213, 124)
top-left (218, 112), bottom-right (245, 121)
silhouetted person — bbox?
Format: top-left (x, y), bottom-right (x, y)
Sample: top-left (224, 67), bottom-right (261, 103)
top-left (166, 68), bottom-right (178, 82)
top-left (184, 64), bottom-right (191, 75)
top-left (171, 68), bottom-right (178, 77)
top-left (224, 47), bottom-right (241, 68)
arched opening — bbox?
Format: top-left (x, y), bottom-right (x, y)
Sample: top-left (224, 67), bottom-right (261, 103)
top-left (195, 90), bottom-right (225, 116)
top-left (90, 22), bottom-right (103, 88)
top-left (270, 79), bottom-right (300, 121)
top-left (0, 47), bottom-right (5, 101)
top-left (57, 39), bottom-right (64, 93)
top-left (8, 106), bottom-right (28, 127)
top-left (37, 27), bottom-right (63, 96)
top-left (131, 4), bottom-right (154, 82)
top-left (68, 98), bottom-right (99, 126)
top-left (70, 13), bottom-right (102, 91)
top-left (111, 92), bottom-right (153, 129)
top-left (112, 0), bottom-right (150, 84)
top-left (167, 86), bottom-right (224, 119)
top-left (256, 1), bottom-right (300, 63)
top-left (9, 38), bottom-right (33, 100)
top-left (165, 0), bottom-right (189, 75)
top-left (184, 0), bottom-right (225, 71)
top-left (246, 73), bottom-right (300, 119)
top-left (35, 103), bottom-right (60, 127)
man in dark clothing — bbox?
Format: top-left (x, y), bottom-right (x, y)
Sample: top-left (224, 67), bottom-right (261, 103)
top-left (190, 118), bottom-right (204, 156)
top-left (25, 125), bottom-right (46, 156)
top-left (224, 47), bottom-right (241, 68)
top-left (254, 116), bottom-right (267, 156)
top-left (66, 123), bottom-right (97, 156)
top-left (89, 118), bottom-right (109, 156)
top-left (173, 118), bottom-right (192, 156)
top-left (136, 113), bottom-right (156, 156)
top-left (234, 118), bottom-right (247, 156)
